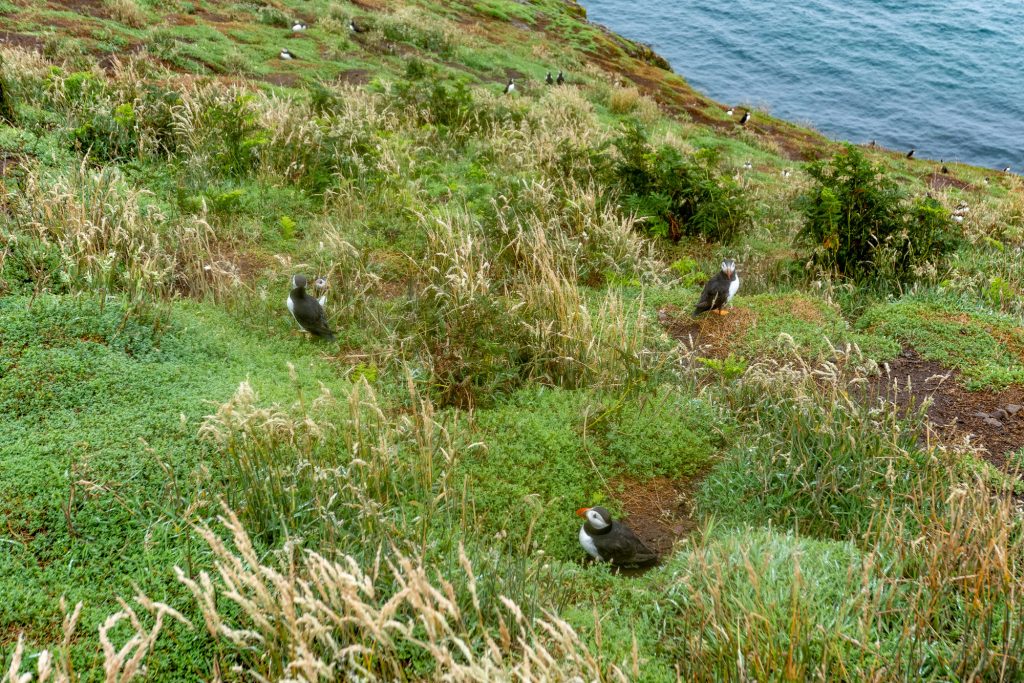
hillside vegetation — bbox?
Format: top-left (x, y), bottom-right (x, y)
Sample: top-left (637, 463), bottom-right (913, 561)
top-left (3, 0), bottom-right (1024, 680)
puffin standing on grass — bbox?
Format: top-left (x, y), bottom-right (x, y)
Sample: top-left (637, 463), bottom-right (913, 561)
top-left (503, 78), bottom-right (515, 95)
top-left (556, 71), bottom-right (565, 85)
top-left (279, 48), bottom-right (295, 60)
top-left (577, 507), bottom-right (658, 567)
top-left (694, 259), bottom-right (739, 316)
top-left (288, 274), bottom-right (335, 340)
top-left (545, 72), bottom-right (554, 85)
top-left (739, 110), bottom-right (750, 126)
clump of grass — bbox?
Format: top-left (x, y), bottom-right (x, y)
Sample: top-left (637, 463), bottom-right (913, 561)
top-left (105, 0), bottom-right (148, 28)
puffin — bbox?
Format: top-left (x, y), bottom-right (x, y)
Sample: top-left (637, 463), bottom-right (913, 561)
top-left (292, 21), bottom-right (307, 31)
top-left (349, 18), bottom-right (367, 33)
top-left (906, 149), bottom-right (915, 159)
top-left (503, 78), bottom-right (515, 95)
top-left (1003, 166), bottom-right (1012, 174)
top-left (545, 72), bottom-right (553, 85)
top-left (739, 111), bottom-right (750, 126)
top-left (279, 48), bottom-right (294, 60)
top-left (940, 161), bottom-right (949, 174)
top-left (725, 107), bottom-right (734, 116)
top-left (694, 259), bottom-right (739, 316)
top-left (577, 507), bottom-right (658, 567)
top-left (287, 274), bottom-right (335, 340)
top-left (556, 71), bottom-right (565, 85)
top-left (743, 160), bottom-right (753, 170)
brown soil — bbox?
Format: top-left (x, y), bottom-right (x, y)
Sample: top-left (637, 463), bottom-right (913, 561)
top-left (873, 348), bottom-right (1024, 468)
top-left (0, 32), bottom-right (45, 50)
top-left (927, 172), bottom-right (975, 192)
top-left (608, 475), bottom-right (696, 558)
top-left (48, 0), bottom-right (108, 19)
top-left (262, 72), bottom-right (300, 88)
top-left (661, 303), bottom-right (758, 359)
top-left (337, 68), bottom-right (371, 85)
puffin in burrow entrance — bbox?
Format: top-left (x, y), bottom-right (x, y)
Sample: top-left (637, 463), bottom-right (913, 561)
top-left (577, 506), bottom-right (658, 567)
top-left (694, 259), bottom-right (740, 316)
top-left (287, 274), bottom-right (335, 340)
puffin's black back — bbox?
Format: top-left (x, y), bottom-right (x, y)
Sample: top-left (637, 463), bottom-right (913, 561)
top-left (290, 276), bottom-right (335, 341)
top-left (694, 270), bottom-right (731, 314)
top-left (594, 521), bottom-right (658, 567)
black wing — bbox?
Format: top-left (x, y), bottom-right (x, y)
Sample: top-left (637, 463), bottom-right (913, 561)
top-left (604, 524), bottom-right (659, 566)
top-left (694, 273), bottom-right (727, 314)
top-left (301, 301), bottom-right (336, 340)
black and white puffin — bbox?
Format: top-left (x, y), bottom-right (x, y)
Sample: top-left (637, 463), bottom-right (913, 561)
top-left (725, 107), bottom-right (734, 116)
top-left (349, 18), bottom-right (367, 33)
top-left (503, 78), bottom-right (515, 95)
top-left (545, 72), bottom-right (554, 85)
top-left (906, 149), bottom-right (915, 159)
top-left (1003, 166), bottom-right (1012, 174)
top-left (556, 71), bottom-right (565, 85)
top-left (576, 506), bottom-right (658, 567)
top-left (694, 259), bottom-right (739, 316)
top-left (292, 21), bottom-right (307, 31)
top-left (739, 111), bottom-right (750, 126)
top-left (279, 48), bottom-right (294, 60)
top-left (288, 274), bottom-right (335, 340)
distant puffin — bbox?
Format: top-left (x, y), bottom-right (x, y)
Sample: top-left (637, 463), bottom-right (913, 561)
top-left (725, 107), bottom-right (734, 116)
top-left (577, 507), bottom-right (658, 567)
top-left (694, 259), bottom-right (739, 316)
top-left (503, 78), bottom-right (515, 95)
top-left (292, 21), bottom-right (307, 31)
top-left (279, 48), bottom-right (294, 60)
top-left (556, 71), bottom-right (565, 85)
top-left (782, 168), bottom-right (792, 178)
top-left (288, 274), bottom-right (335, 340)
top-left (869, 140), bottom-right (877, 147)
top-left (1003, 166), bottom-right (1012, 173)
top-left (545, 71), bottom-right (554, 85)
top-left (906, 149), bottom-right (915, 159)
top-left (739, 111), bottom-right (750, 126)
top-left (743, 160), bottom-right (753, 170)
top-left (940, 161), bottom-right (949, 174)
top-left (313, 276), bottom-right (328, 307)
top-left (349, 18), bottom-right (367, 33)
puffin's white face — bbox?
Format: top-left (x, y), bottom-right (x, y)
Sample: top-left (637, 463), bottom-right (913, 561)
top-left (586, 509), bottom-right (609, 529)
top-left (721, 259), bottom-right (736, 278)
top-left (583, 509), bottom-right (609, 530)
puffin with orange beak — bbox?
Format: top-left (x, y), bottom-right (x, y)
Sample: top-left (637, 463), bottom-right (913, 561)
top-left (576, 506), bottom-right (658, 567)
top-left (694, 259), bottom-right (739, 316)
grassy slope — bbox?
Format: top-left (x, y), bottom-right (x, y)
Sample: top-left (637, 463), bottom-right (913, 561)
top-left (2, 0), bottom-right (1024, 679)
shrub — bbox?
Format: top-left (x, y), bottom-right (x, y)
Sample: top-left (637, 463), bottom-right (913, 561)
top-left (796, 144), bottom-right (958, 282)
top-left (609, 122), bottom-right (750, 243)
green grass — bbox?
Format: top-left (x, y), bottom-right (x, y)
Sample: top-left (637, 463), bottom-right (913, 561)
top-left (858, 293), bottom-right (1024, 389)
top-left (3, 0), bottom-right (1024, 679)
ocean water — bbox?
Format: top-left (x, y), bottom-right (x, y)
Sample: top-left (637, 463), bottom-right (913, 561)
top-left (582, 0), bottom-right (1024, 171)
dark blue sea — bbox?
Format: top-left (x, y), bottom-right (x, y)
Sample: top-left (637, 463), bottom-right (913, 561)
top-left (582, 0), bottom-right (1024, 171)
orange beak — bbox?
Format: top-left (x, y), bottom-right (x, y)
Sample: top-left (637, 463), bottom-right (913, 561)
top-left (575, 507), bottom-right (590, 518)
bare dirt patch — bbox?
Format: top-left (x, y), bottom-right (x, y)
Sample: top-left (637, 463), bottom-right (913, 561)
top-left (660, 303), bottom-right (758, 359)
top-left (608, 475), bottom-right (695, 558)
top-left (0, 32), bottom-right (46, 50)
top-left (337, 68), bottom-right (371, 85)
top-left (927, 172), bottom-right (975, 192)
top-left (48, 0), bottom-right (109, 19)
top-left (874, 348), bottom-right (1024, 468)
